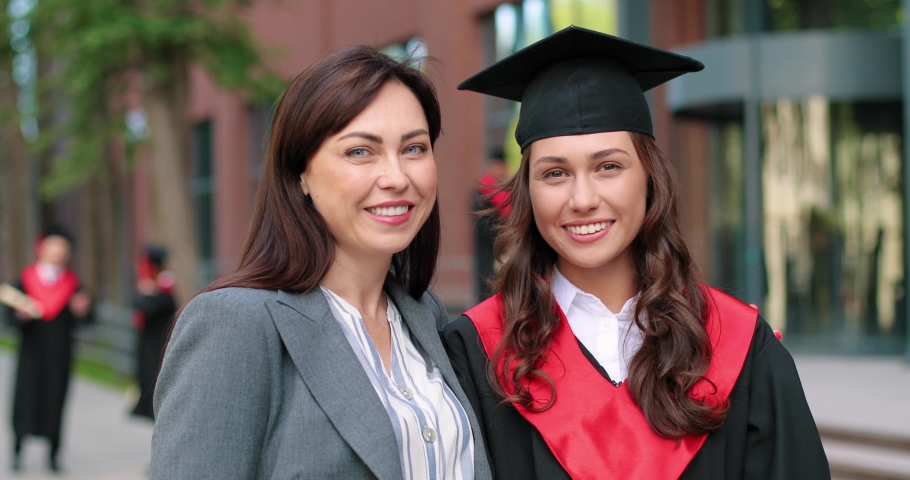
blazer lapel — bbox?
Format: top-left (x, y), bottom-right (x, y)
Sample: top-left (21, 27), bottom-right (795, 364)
top-left (268, 288), bottom-right (402, 480)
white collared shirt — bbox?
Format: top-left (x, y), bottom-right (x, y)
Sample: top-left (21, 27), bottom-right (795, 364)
top-left (552, 269), bottom-right (644, 384)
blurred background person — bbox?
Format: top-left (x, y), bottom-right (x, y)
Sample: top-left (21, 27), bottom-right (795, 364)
top-left (2, 227), bottom-right (93, 473)
top-left (131, 245), bottom-right (177, 421)
top-left (473, 149), bottom-right (510, 301)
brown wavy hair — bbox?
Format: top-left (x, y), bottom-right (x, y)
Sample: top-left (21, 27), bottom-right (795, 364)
top-left (488, 132), bottom-right (727, 438)
top-left (200, 46), bottom-right (441, 299)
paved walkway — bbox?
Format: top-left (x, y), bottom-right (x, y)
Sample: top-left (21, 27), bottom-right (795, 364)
top-left (794, 355), bottom-right (910, 439)
top-left (0, 352), bottom-right (152, 480)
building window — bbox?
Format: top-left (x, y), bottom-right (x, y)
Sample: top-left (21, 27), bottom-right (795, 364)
top-left (381, 37), bottom-right (428, 65)
top-left (759, 99), bottom-right (905, 346)
top-left (190, 120), bottom-right (215, 288)
top-left (482, 0), bottom-right (618, 170)
top-left (708, 0), bottom-right (903, 37)
top-left (709, 122), bottom-right (747, 294)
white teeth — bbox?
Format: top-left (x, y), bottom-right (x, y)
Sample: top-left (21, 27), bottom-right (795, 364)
top-left (368, 205), bottom-right (409, 216)
top-left (566, 221), bottom-right (611, 235)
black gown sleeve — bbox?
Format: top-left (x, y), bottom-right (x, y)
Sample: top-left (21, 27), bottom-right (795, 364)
top-left (738, 318), bottom-right (829, 479)
top-left (682, 318), bottom-right (830, 479)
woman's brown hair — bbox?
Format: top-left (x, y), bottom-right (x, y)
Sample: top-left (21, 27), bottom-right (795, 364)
top-left (202, 46), bottom-right (442, 299)
top-left (488, 131), bottom-right (727, 438)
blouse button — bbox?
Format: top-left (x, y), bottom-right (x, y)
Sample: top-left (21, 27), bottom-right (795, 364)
top-left (399, 387), bottom-right (414, 400)
top-left (422, 426), bottom-right (437, 443)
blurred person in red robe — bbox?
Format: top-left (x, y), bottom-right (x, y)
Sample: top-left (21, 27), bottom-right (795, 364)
top-left (130, 245), bottom-right (177, 421)
top-left (473, 149), bottom-right (510, 301)
top-left (2, 227), bottom-right (93, 473)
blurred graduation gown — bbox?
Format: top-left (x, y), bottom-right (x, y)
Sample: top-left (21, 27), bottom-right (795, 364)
top-left (131, 246), bottom-right (178, 420)
top-left (3, 266), bottom-right (93, 448)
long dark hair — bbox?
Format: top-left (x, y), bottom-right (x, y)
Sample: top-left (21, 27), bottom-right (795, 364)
top-left (488, 132), bottom-right (726, 438)
top-left (203, 46), bottom-right (442, 299)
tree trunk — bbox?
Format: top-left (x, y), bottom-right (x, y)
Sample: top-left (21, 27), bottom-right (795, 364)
top-left (0, 81), bottom-right (34, 279)
top-left (145, 61), bottom-right (198, 303)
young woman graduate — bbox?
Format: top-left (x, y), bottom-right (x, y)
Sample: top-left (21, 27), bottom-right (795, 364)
top-left (443, 26), bottom-right (831, 480)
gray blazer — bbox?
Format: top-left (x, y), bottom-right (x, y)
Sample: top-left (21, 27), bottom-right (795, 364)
top-left (150, 278), bottom-right (492, 480)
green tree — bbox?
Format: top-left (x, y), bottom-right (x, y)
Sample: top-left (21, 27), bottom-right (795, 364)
top-left (0, 0), bottom-right (34, 279)
top-left (27, 0), bottom-right (279, 300)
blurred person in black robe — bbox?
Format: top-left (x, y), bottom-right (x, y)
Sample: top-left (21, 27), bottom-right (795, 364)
top-left (2, 227), bottom-right (93, 473)
top-left (130, 245), bottom-right (177, 421)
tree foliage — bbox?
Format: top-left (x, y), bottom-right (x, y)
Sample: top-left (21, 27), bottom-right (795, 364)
top-left (26, 0), bottom-right (281, 197)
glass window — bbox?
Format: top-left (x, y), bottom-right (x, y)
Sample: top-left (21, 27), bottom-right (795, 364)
top-left (189, 120), bottom-right (216, 288)
top-left (708, 0), bottom-right (903, 37)
top-left (760, 98), bottom-right (905, 344)
top-left (709, 122), bottom-right (748, 295)
top-left (765, 0), bottom-right (902, 31)
top-left (380, 37), bottom-right (428, 65)
top-left (482, 0), bottom-right (618, 171)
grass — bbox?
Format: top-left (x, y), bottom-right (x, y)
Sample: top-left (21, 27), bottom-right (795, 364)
top-left (0, 333), bottom-right (133, 391)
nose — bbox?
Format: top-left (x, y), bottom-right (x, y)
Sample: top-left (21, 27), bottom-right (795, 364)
top-left (568, 175), bottom-right (599, 212)
top-left (376, 154), bottom-right (409, 191)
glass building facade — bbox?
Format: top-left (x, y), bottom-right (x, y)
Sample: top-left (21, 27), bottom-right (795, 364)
top-left (667, 0), bottom-right (908, 353)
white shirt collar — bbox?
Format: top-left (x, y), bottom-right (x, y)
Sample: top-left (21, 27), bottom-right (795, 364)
top-left (552, 268), bottom-right (639, 319)
top-left (36, 261), bottom-right (63, 284)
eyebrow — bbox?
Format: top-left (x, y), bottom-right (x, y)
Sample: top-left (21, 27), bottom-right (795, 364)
top-left (588, 148), bottom-right (630, 160)
top-left (337, 131), bottom-right (382, 143)
top-left (336, 128), bottom-right (430, 144)
top-left (533, 148), bottom-right (631, 166)
top-left (401, 128), bottom-right (429, 142)
top-left (533, 155), bottom-right (568, 166)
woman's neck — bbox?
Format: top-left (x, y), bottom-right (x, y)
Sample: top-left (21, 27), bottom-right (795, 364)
top-left (320, 249), bottom-right (392, 323)
top-left (556, 254), bottom-right (638, 313)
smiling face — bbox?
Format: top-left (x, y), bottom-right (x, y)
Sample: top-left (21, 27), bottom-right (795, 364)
top-left (528, 131), bottom-right (648, 280)
top-left (300, 81), bottom-right (437, 262)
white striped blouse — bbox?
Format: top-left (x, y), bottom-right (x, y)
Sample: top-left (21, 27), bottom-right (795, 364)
top-left (321, 286), bottom-right (474, 480)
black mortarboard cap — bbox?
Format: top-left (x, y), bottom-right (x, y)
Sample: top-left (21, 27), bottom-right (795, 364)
top-left (146, 244), bottom-right (169, 267)
top-left (458, 26), bottom-right (704, 150)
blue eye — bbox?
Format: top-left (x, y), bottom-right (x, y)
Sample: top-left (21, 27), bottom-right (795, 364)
top-left (404, 144), bottom-right (427, 155)
top-left (347, 148), bottom-right (369, 157)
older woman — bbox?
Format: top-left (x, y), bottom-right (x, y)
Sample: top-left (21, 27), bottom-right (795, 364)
top-left (150, 47), bottom-right (491, 480)
top-left (444, 27), bottom-right (829, 479)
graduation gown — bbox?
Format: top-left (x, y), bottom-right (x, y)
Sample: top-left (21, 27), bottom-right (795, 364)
top-left (131, 290), bottom-right (177, 420)
top-left (3, 271), bottom-right (93, 445)
top-left (442, 289), bottom-right (831, 480)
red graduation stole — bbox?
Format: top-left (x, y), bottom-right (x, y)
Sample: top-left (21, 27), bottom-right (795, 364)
top-left (465, 286), bottom-right (757, 480)
top-left (20, 264), bottom-right (80, 322)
